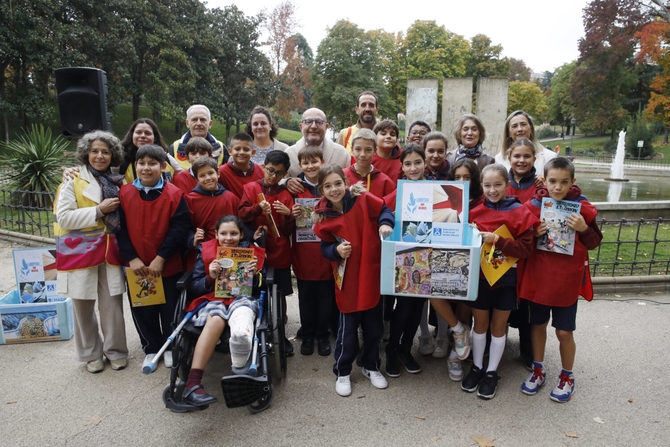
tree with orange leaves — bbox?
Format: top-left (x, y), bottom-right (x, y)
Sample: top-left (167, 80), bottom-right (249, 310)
top-left (636, 20), bottom-right (670, 139)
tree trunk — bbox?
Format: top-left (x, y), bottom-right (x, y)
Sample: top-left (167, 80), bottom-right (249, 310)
top-left (236, 118), bottom-right (240, 133)
top-left (174, 118), bottom-right (181, 133)
top-left (225, 117), bottom-right (231, 143)
top-left (665, 127), bottom-right (668, 144)
top-left (0, 61), bottom-right (8, 142)
top-left (132, 94), bottom-right (141, 121)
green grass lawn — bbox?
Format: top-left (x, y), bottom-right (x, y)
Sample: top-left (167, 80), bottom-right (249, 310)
top-left (590, 221), bottom-right (670, 276)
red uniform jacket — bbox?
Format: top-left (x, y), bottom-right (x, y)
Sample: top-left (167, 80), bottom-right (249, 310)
top-left (507, 168), bottom-right (538, 204)
top-left (313, 191), bottom-right (390, 313)
top-left (291, 181), bottom-right (332, 281)
top-left (238, 180), bottom-right (295, 269)
top-left (173, 169), bottom-right (198, 193)
top-left (384, 189), bottom-right (397, 211)
top-left (119, 182), bottom-right (184, 277)
top-left (519, 186), bottom-right (602, 306)
top-left (186, 238), bottom-right (265, 309)
top-left (218, 162), bottom-right (264, 199)
top-left (344, 165), bottom-right (396, 199)
top-left (372, 145), bottom-right (402, 181)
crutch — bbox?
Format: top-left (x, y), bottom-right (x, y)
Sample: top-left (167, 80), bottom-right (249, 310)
top-left (248, 291), bottom-right (266, 376)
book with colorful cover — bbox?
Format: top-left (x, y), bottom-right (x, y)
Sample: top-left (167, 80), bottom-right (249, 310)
top-left (215, 247), bottom-right (255, 299)
top-left (125, 269), bottom-right (166, 307)
top-left (295, 198), bottom-right (320, 243)
top-left (537, 198), bottom-right (582, 256)
top-left (480, 225), bottom-right (518, 286)
top-left (333, 236), bottom-right (347, 290)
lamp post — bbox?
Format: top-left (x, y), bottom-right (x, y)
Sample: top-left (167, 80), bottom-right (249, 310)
top-left (569, 117), bottom-right (576, 156)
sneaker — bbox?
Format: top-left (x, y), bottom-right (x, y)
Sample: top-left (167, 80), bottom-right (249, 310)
top-left (317, 338), bottom-right (331, 356)
top-left (418, 335), bottom-right (435, 356)
top-left (432, 338), bottom-right (449, 359)
top-left (385, 350), bottom-right (401, 378)
top-left (109, 358), bottom-right (128, 371)
top-left (477, 371), bottom-right (499, 400)
top-left (447, 357), bottom-right (463, 381)
top-left (550, 371), bottom-right (575, 403)
top-left (398, 351), bottom-right (422, 374)
top-left (521, 364), bottom-right (546, 395)
top-left (300, 338), bottom-right (315, 355)
top-left (142, 353), bottom-right (156, 370)
top-left (164, 351), bottom-right (173, 368)
top-left (335, 375), bottom-right (351, 397)
top-left (452, 325), bottom-right (471, 360)
top-left (461, 365), bottom-right (484, 393)
top-left (86, 358), bottom-right (104, 373)
top-left (362, 368), bottom-right (388, 389)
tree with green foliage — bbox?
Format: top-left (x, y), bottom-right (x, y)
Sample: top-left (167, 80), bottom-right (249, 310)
top-left (506, 57), bottom-right (531, 82)
top-left (311, 20), bottom-right (388, 129)
top-left (547, 62), bottom-right (577, 131)
top-left (508, 81), bottom-right (548, 122)
top-left (466, 34), bottom-right (508, 79)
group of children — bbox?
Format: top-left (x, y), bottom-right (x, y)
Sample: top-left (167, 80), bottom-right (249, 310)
top-left (113, 122), bottom-right (601, 406)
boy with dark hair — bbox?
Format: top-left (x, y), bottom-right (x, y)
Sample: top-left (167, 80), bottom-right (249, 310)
top-left (173, 137), bottom-right (213, 193)
top-left (238, 149), bottom-right (296, 355)
top-left (519, 157), bottom-right (602, 403)
top-left (218, 133), bottom-right (264, 199)
top-left (183, 157), bottom-right (240, 269)
top-left (118, 144), bottom-right (191, 369)
top-left (372, 119), bottom-right (403, 181)
top-left (290, 146), bottom-right (334, 356)
top-left (344, 129), bottom-right (395, 199)
top-left (407, 120), bottom-right (431, 146)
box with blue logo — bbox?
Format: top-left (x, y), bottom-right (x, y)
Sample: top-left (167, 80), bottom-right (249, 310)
top-left (0, 247), bottom-right (73, 344)
top-left (380, 180), bottom-right (481, 301)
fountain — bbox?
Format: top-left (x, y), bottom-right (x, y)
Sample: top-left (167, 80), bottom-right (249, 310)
top-left (605, 130), bottom-right (629, 182)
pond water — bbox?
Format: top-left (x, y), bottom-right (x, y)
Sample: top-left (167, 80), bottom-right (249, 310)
top-left (575, 174), bottom-right (670, 202)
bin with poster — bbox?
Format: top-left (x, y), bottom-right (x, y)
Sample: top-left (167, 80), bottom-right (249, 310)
top-left (380, 180), bottom-right (481, 301)
top-left (0, 247), bottom-right (74, 344)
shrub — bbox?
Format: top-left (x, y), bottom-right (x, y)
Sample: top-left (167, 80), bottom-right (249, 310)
top-left (0, 125), bottom-right (68, 205)
top-left (603, 139), bottom-right (618, 153)
top-left (535, 123), bottom-right (558, 139)
top-left (625, 115), bottom-right (654, 158)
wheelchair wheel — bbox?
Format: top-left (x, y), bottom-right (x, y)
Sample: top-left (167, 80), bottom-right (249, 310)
top-left (248, 383), bottom-right (272, 414)
top-left (268, 283), bottom-right (287, 384)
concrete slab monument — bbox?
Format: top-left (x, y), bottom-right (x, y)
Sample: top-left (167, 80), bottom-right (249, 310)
top-left (441, 78), bottom-right (473, 150)
top-left (475, 78), bottom-right (508, 156)
top-left (406, 79), bottom-right (438, 136)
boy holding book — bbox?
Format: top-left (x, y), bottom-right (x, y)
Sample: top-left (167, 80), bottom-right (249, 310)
top-left (519, 157), bottom-right (602, 403)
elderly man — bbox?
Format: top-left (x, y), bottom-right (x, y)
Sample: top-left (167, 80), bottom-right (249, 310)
top-left (170, 104), bottom-right (228, 170)
top-left (336, 91), bottom-right (379, 154)
top-left (285, 108), bottom-right (351, 193)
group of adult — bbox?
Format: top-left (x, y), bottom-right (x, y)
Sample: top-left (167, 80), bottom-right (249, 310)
top-left (56, 90), bottom-right (552, 373)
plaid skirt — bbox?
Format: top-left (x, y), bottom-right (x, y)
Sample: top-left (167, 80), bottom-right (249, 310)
top-left (190, 296), bottom-right (258, 327)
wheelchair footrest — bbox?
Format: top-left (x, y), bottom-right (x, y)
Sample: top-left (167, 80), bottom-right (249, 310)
top-left (220, 374), bottom-right (270, 408)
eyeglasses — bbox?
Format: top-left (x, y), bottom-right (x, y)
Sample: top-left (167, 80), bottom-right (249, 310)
top-left (410, 130), bottom-right (428, 136)
top-left (265, 167), bottom-right (286, 178)
top-left (301, 118), bottom-right (326, 126)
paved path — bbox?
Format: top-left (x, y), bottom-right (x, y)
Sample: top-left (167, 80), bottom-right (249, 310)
top-left (1, 239), bottom-right (668, 446)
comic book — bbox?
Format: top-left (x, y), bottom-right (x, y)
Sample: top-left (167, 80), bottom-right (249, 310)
top-left (125, 269), bottom-right (166, 307)
top-left (333, 236), bottom-right (347, 290)
top-left (537, 198), bottom-right (582, 256)
top-left (215, 247), bottom-right (255, 299)
top-left (295, 198), bottom-right (320, 242)
top-left (480, 225), bottom-right (518, 286)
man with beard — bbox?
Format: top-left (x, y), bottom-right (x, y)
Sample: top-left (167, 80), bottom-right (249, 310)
top-left (285, 108), bottom-right (351, 187)
top-left (170, 104), bottom-right (229, 170)
top-left (336, 91), bottom-right (379, 155)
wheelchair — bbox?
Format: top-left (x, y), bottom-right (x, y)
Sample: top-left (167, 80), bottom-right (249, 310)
top-left (162, 265), bottom-right (288, 414)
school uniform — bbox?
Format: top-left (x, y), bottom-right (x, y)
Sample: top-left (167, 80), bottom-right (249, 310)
top-left (469, 197), bottom-right (539, 311)
top-left (425, 161), bottom-right (450, 180)
top-left (507, 167), bottom-right (538, 204)
top-left (218, 161), bottom-right (265, 199)
top-left (372, 146), bottom-right (402, 182)
top-left (183, 183), bottom-right (240, 270)
top-left (118, 178), bottom-right (190, 354)
top-left (238, 179), bottom-right (295, 296)
top-left (173, 168), bottom-right (198, 193)
top-left (291, 174), bottom-right (335, 342)
top-left (344, 165), bottom-right (396, 199)
top-left (313, 190), bottom-right (394, 376)
top-left (519, 186), bottom-right (602, 331)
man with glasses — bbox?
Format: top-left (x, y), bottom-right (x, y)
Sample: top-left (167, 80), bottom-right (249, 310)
top-left (336, 91), bottom-right (379, 154)
top-left (285, 108), bottom-right (351, 186)
top-left (406, 121), bottom-right (431, 147)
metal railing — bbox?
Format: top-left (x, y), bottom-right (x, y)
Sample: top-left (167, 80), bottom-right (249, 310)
top-left (0, 188), bottom-right (56, 238)
top-left (573, 154), bottom-right (670, 169)
top-left (590, 217), bottom-right (670, 277)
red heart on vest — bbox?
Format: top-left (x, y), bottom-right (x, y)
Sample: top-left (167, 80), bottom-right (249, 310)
top-left (64, 237), bottom-right (82, 249)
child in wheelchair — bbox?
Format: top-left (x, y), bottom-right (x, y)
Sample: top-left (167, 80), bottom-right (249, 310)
top-left (181, 215), bottom-right (265, 408)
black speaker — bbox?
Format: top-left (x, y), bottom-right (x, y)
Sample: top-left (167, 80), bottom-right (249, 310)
top-left (55, 67), bottom-right (111, 137)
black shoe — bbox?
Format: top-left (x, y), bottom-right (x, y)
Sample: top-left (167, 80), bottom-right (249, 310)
top-left (398, 351), bottom-right (422, 374)
top-left (461, 365), bottom-right (484, 393)
top-left (317, 338), bottom-right (331, 356)
top-left (477, 371), bottom-right (499, 400)
top-left (183, 385), bottom-right (217, 407)
top-left (385, 350), bottom-right (401, 378)
top-left (283, 336), bottom-right (294, 357)
top-left (300, 338), bottom-right (314, 355)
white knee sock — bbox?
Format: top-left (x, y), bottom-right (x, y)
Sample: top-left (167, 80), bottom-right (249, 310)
top-left (487, 334), bottom-right (506, 372)
top-left (228, 307), bottom-right (255, 367)
top-left (472, 331), bottom-right (487, 369)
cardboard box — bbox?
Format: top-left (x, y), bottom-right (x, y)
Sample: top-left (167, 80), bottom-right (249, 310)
top-left (0, 290), bottom-right (73, 344)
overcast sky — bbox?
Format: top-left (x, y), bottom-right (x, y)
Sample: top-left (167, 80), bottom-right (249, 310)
top-left (208, 0), bottom-right (589, 74)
